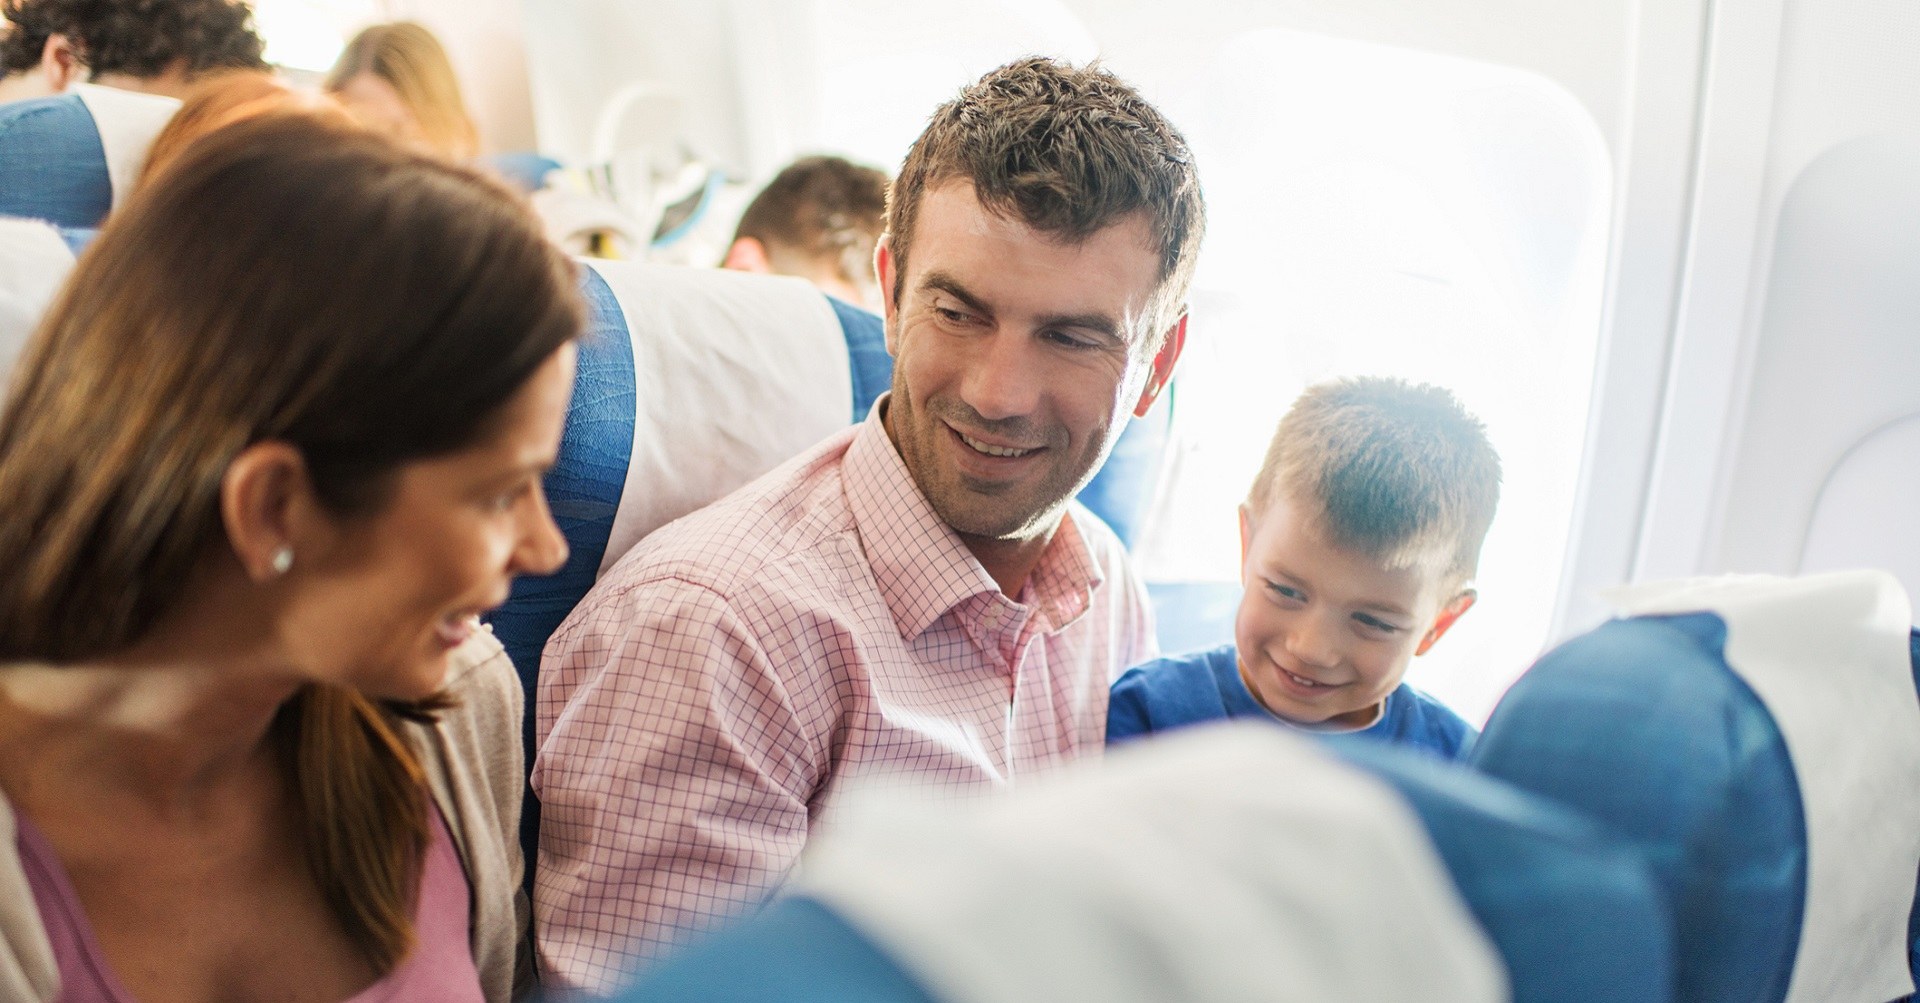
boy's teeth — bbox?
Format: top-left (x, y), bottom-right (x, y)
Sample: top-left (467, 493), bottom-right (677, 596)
top-left (958, 431), bottom-right (1034, 457)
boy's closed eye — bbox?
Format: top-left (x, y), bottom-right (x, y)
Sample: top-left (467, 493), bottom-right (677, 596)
top-left (1351, 612), bottom-right (1405, 635)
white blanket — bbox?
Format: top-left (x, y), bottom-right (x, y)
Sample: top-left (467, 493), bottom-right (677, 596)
top-left (0, 218), bottom-right (73, 402)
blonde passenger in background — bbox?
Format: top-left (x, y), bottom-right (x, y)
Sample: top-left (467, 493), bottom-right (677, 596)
top-left (720, 155), bottom-right (890, 311)
top-left (325, 21), bottom-right (478, 161)
top-left (0, 115), bottom-right (578, 1002)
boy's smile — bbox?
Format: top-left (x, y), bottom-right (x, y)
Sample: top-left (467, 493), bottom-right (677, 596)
top-left (1234, 496), bottom-right (1473, 728)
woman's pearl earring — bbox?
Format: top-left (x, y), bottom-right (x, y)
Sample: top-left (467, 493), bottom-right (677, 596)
top-left (269, 546), bottom-right (294, 576)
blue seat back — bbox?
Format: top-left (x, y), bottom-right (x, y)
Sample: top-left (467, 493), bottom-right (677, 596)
top-left (0, 85), bottom-right (177, 229)
top-left (1473, 588), bottom-right (1920, 1002)
top-left (1334, 738), bottom-right (1673, 1001)
top-left (0, 94), bottom-right (112, 228)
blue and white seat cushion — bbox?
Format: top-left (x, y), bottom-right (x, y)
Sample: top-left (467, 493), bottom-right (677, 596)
top-left (1472, 571), bottom-right (1920, 1002)
top-left (627, 724), bottom-right (1671, 1002)
top-left (486, 261), bottom-right (884, 865)
top-left (0, 84), bottom-right (178, 228)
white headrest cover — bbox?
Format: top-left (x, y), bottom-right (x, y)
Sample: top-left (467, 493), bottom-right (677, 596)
top-left (793, 724), bottom-right (1509, 1003)
top-left (71, 83), bottom-right (179, 209)
top-left (0, 218), bottom-right (74, 402)
top-left (1607, 571), bottom-right (1920, 1001)
top-left (589, 260), bottom-right (852, 573)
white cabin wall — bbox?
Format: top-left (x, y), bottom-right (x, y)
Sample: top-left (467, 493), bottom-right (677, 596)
top-left (1621, 0), bottom-right (1920, 597)
top-left (1693, 0), bottom-right (1920, 580)
top-left (520, 2), bottom-right (748, 171)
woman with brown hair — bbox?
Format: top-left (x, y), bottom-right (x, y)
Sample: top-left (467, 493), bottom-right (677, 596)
top-left (0, 112), bottom-right (579, 1002)
top-left (325, 21), bottom-right (479, 160)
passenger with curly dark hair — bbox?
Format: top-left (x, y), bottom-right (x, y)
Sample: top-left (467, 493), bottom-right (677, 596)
top-left (0, 0), bottom-right (265, 104)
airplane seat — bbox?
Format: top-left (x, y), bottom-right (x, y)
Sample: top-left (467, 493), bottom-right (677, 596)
top-left (487, 259), bottom-right (884, 870)
top-left (0, 84), bottom-right (179, 228)
top-left (1471, 571), bottom-right (1920, 1002)
top-left (624, 725), bottom-right (1671, 1002)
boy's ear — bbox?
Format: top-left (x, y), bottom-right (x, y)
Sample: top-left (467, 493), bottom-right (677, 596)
top-left (1237, 503), bottom-right (1255, 570)
top-left (1415, 588), bottom-right (1477, 656)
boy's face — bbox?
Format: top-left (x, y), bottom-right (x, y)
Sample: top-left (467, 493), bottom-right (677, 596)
top-left (1234, 496), bottom-right (1475, 727)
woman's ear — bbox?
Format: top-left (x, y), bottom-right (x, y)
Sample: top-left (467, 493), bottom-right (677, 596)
top-left (221, 441), bottom-right (313, 582)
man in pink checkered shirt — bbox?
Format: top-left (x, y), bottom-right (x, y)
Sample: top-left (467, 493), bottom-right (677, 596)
top-left (533, 56), bottom-right (1207, 994)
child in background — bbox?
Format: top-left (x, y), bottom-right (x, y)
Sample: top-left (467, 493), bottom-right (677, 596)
top-left (1108, 377), bottom-right (1500, 759)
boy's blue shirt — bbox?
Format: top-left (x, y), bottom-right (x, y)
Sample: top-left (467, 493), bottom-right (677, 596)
top-left (1107, 642), bottom-right (1478, 759)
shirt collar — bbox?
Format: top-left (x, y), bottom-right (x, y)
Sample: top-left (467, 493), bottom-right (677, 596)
top-left (844, 397), bottom-right (1106, 641)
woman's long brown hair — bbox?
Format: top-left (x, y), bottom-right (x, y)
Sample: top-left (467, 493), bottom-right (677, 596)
top-left (0, 115), bottom-right (580, 971)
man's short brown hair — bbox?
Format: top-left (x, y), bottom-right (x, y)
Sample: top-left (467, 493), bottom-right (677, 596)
top-left (885, 56), bottom-right (1205, 342)
top-left (1247, 377), bottom-right (1502, 583)
top-left (733, 155), bottom-right (889, 296)
top-left (0, 0), bottom-right (265, 80)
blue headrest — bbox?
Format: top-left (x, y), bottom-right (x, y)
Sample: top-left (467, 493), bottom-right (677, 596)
top-left (619, 898), bottom-right (935, 1003)
top-left (1473, 605), bottom-right (1920, 1000)
top-left (623, 726), bottom-right (1669, 1001)
top-left (0, 94), bottom-right (112, 228)
top-left (489, 269), bottom-right (886, 686)
top-left (0, 85), bottom-right (176, 230)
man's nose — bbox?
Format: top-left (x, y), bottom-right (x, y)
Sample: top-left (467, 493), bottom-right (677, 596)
top-left (959, 329), bottom-right (1045, 423)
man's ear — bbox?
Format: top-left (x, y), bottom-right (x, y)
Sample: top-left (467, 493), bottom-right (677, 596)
top-left (221, 441), bottom-right (317, 582)
top-left (874, 234), bottom-right (901, 354)
top-left (1415, 589), bottom-right (1477, 656)
top-left (721, 236), bottom-right (771, 274)
top-left (41, 34), bottom-right (84, 91)
top-left (1133, 311), bottom-right (1188, 418)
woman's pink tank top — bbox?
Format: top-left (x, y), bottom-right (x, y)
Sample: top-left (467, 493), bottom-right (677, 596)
top-left (15, 800), bottom-right (484, 1002)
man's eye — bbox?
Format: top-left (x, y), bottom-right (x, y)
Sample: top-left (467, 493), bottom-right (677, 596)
top-left (1044, 329), bottom-right (1097, 349)
top-left (934, 307), bottom-right (973, 324)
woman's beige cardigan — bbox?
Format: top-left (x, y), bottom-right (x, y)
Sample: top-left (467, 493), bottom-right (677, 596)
top-left (0, 627), bottom-right (534, 1002)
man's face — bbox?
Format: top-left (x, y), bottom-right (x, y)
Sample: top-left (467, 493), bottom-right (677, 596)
top-left (878, 181), bottom-right (1182, 543)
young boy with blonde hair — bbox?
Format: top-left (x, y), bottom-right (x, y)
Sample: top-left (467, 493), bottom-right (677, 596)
top-left (1108, 376), bottom-right (1500, 758)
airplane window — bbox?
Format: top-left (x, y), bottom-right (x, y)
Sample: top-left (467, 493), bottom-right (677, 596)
top-left (252, 0), bottom-right (380, 73)
top-left (1139, 29), bottom-right (1611, 722)
top-left (795, 0), bottom-right (1099, 172)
